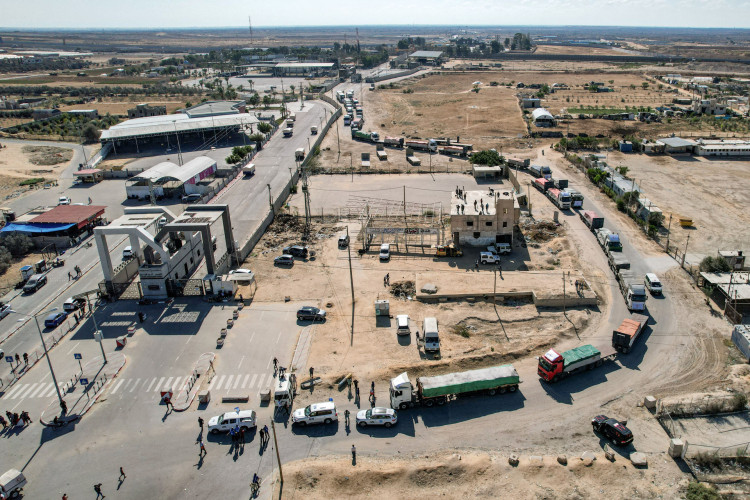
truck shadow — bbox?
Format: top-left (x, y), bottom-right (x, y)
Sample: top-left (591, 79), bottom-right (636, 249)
top-left (539, 362), bottom-right (621, 405)
top-left (405, 391), bottom-right (527, 428)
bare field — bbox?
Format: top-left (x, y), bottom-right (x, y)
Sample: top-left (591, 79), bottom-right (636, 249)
top-left (605, 151), bottom-right (750, 257)
top-left (534, 44), bottom-right (631, 56)
top-left (279, 451), bottom-right (685, 500)
top-left (0, 141), bottom-right (72, 178)
top-left (60, 99), bottom-right (190, 116)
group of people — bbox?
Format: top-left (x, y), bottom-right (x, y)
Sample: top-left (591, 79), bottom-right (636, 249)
top-left (1, 410), bottom-right (31, 430)
top-left (66, 265), bottom-right (82, 281)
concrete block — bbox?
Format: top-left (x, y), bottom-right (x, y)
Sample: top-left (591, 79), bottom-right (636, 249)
top-left (644, 395), bottom-right (657, 409)
top-left (630, 452), bottom-right (648, 467)
top-left (581, 451), bottom-right (596, 466)
top-left (557, 455), bottom-right (567, 466)
top-left (508, 454), bottom-right (519, 466)
top-left (529, 455), bottom-right (543, 465)
top-left (604, 444), bottom-right (615, 462)
top-left (668, 439), bottom-right (685, 458)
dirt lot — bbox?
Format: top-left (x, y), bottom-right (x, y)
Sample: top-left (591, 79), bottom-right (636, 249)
top-left (0, 141), bottom-right (71, 199)
top-left (534, 44), bottom-right (634, 56)
top-left (278, 450), bottom-right (686, 500)
top-left (59, 99), bottom-right (192, 116)
top-left (602, 151), bottom-right (750, 258)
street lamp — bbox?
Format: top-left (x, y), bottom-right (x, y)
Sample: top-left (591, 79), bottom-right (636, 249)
top-left (10, 307), bottom-right (64, 408)
top-left (90, 305), bottom-right (107, 365)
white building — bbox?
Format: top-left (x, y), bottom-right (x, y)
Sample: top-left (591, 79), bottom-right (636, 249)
top-left (125, 157), bottom-right (217, 200)
top-left (531, 108), bottom-right (556, 127)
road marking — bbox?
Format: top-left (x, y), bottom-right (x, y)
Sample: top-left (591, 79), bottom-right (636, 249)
top-left (241, 374), bottom-right (250, 389)
top-left (129, 378), bottom-right (141, 392)
top-left (3, 383), bottom-right (27, 400)
top-left (249, 332), bottom-right (255, 343)
top-left (224, 375), bottom-right (234, 392)
top-left (276, 333), bottom-right (281, 344)
top-left (233, 375), bottom-right (241, 389)
top-left (145, 378), bottom-right (157, 392)
top-left (14, 383), bottom-right (38, 400)
top-left (110, 379), bottom-right (125, 394)
top-left (153, 377), bottom-right (165, 392)
top-left (237, 356), bottom-right (245, 370)
top-left (173, 376), bottom-right (185, 391)
top-left (213, 375), bottom-right (226, 391)
top-left (163, 377), bottom-right (174, 391)
top-left (264, 373), bottom-right (274, 389)
top-left (66, 342), bottom-right (81, 355)
top-left (248, 374), bottom-right (257, 389)
top-left (42, 382), bottom-right (62, 398)
top-left (27, 383), bottom-right (50, 398)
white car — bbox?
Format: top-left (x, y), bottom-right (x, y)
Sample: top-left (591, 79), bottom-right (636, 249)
top-left (480, 251), bottom-right (499, 264)
top-left (229, 268), bottom-right (253, 275)
top-left (487, 243), bottom-right (511, 255)
top-left (0, 303), bottom-right (11, 320)
top-left (379, 243), bottom-right (390, 261)
top-left (208, 410), bottom-right (257, 434)
top-left (58, 196), bottom-right (71, 205)
top-left (356, 407), bottom-right (397, 428)
top-left (292, 401), bottom-right (338, 426)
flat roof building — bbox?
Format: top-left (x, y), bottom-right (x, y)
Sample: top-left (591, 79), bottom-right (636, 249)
top-left (657, 137), bottom-right (696, 154)
top-left (450, 189), bottom-right (520, 246)
top-left (272, 62), bottom-right (336, 77)
top-left (408, 51), bottom-right (445, 65)
top-left (128, 103), bottom-right (167, 119)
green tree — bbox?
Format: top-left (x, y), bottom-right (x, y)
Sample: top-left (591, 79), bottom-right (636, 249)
top-left (700, 256), bottom-right (731, 273)
top-left (82, 123), bottom-right (100, 143)
top-left (469, 150), bottom-right (503, 166)
top-left (490, 40), bottom-right (501, 54)
top-left (257, 122), bottom-right (272, 134)
top-left (0, 233), bottom-right (34, 257)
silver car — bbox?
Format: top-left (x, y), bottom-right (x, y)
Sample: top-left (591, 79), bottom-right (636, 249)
top-left (356, 407), bottom-right (397, 428)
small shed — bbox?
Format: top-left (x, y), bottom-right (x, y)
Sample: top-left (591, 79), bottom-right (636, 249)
top-left (472, 164), bottom-right (503, 179)
top-left (74, 168), bottom-right (103, 183)
top-left (618, 141), bottom-right (633, 153)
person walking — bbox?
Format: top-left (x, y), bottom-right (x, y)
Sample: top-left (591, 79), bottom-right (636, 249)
top-left (60, 400), bottom-right (68, 414)
top-left (353, 379), bottom-right (358, 391)
top-left (351, 444), bottom-right (357, 464)
top-left (0, 415), bottom-right (7, 430)
top-left (119, 467), bottom-right (126, 481)
top-left (68, 271), bottom-right (72, 281)
top-left (22, 353), bottom-right (28, 365)
top-left (164, 396), bottom-right (173, 411)
top-left (355, 386), bottom-right (360, 401)
top-left (344, 409), bottom-right (350, 426)
top-left (14, 353), bottom-right (20, 366)
top-left (386, 273), bottom-right (390, 285)
top-left (198, 417), bottom-right (204, 431)
top-left (198, 438), bottom-right (207, 457)
top-left (272, 357), bottom-right (278, 371)
top-left (62, 494), bottom-right (68, 500)
top-left (239, 426), bottom-right (245, 445)
top-left (94, 483), bottom-right (105, 499)
top-left (309, 366), bottom-right (314, 379)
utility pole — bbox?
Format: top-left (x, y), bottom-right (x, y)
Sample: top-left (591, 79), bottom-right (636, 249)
top-left (271, 421), bottom-right (283, 485)
top-left (528, 181), bottom-right (532, 217)
top-left (562, 271), bottom-right (566, 317)
top-left (302, 163), bottom-right (311, 230)
top-left (346, 226), bottom-right (354, 342)
top-left (336, 116), bottom-right (341, 155)
top-left (681, 233), bottom-right (690, 269)
top-left (665, 213), bottom-right (672, 251)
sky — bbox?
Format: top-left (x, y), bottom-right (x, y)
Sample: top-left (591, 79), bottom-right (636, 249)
top-left (2, 0), bottom-right (750, 29)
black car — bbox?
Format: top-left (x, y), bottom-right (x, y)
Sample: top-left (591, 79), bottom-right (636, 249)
top-left (283, 245), bottom-right (308, 258)
top-left (297, 306), bottom-right (326, 321)
top-left (274, 255), bottom-right (294, 266)
top-left (592, 415), bottom-right (633, 446)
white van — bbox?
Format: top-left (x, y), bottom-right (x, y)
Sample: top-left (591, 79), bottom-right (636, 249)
top-left (122, 246), bottom-right (133, 260)
top-left (396, 314), bottom-right (410, 336)
top-left (379, 243), bottom-right (390, 261)
top-left (644, 273), bottom-right (663, 295)
top-left (338, 233), bottom-right (349, 248)
top-left (288, 113), bottom-right (296, 122)
top-left (422, 317), bottom-right (440, 352)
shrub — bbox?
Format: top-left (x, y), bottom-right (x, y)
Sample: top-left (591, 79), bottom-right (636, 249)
top-left (1, 233), bottom-right (34, 257)
top-left (700, 256), bottom-right (731, 273)
top-left (82, 123), bottom-right (100, 143)
top-left (648, 212), bottom-right (664, 227)
top-left (0, 246), bottom-right (11, 274)
top-left (616, 198), bottom-right (626, 212)
top-left (19, 178), bottom-right (45, 186)
top-left (685, 481), bottom-right (720, 500)
top-left (256, 122), bottom-right (272, 134)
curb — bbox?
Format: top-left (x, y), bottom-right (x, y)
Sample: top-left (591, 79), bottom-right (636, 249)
top-left (173, 352), bottom-right (216, 412)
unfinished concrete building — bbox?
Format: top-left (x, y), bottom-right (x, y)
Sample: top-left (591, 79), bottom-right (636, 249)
top-left (450, 189), bottom-right (520, 246)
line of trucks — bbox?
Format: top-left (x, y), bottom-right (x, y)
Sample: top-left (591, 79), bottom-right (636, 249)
top-left (349, 131), bottom-right (474, 157)
top-left (580, 210), bottom-right (648, 312)
top-left (388, 312), bottom-right (649, 407)
top-left (517, 162), bottom-right (584, 210)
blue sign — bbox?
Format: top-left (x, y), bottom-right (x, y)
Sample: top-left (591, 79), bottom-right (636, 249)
top-left (73, 353), bottom-right (82, 360)
top-left (79, 378), bottom-right (89, 385)
top-left (4, 356), bottom-right (12, 363)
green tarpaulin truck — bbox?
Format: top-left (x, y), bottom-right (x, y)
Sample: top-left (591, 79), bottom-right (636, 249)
top-left (389, 365), bottom-right (520, 409)
top-left (537, 344), bottom-right (617, 382)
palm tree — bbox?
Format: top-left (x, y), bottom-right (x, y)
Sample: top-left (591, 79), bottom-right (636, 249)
top-left (289, 84), bottom-right (295, 96)
top-left (247, 80), bottom-right (254, 92)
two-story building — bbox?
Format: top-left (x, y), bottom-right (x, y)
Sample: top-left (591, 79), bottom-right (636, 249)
top-left (450, 190), bottom-right (520, 246)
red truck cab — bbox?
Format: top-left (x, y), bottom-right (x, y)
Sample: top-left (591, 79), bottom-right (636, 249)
top-left (537, 349), bottom-right (563, 382)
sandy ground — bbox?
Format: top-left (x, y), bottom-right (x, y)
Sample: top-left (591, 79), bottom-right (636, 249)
top-left (601, 151), bottom-right (750, 258)
top-left (0, 141), bottom-right (72, 200)
top-left (535, 44), bottom-right (635, 56)
top-left (279, 450), bottom-right (687, 500)
top-left (59, 99), bottom-right (193, 116)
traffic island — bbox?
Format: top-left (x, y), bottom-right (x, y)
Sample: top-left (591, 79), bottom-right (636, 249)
top-left (173, 352), bottom-right (216, 412)
top-left (39, 351), bottom-right (126, 426)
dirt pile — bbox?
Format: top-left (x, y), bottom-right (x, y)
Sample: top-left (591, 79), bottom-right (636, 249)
top-left (389, 280), bottom-right (415, 298)
top-left (522, 219), bottom-right (563, 243)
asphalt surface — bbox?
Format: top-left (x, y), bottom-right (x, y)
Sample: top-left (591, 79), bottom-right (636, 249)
top-left (0, 79), bottom-right (696, 499)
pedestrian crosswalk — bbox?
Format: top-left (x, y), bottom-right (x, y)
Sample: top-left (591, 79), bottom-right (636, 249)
top-left (1, 372), bottom-right (277, 403)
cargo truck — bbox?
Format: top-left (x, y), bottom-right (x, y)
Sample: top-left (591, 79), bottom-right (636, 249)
top-left (580, 210), bottom-right (604, 231)
top-left (617, 269), bottom-right (648, 312)
top-left (546, 188), bottom-right (571, 210)
top-left (351, 130), bottom-right (380, 142)
top-left (565, 189), bottom-right (584, 209)
top-left (507, 157), bottom-right (530, 169)
top-left (537, 345), bottom-right (616, 382)
top-left (607, 251), bottom-right (630, 272)
top-left (404, 139), bottom-right (438, 152)
top-left (528, 165), bottom-right (552, 178)
top-left (596, 228), bottom-right (622, 252)
top-left (383, 136), bottom-right (404, 148)
top-left (533, 177), bottom-right (552, 192)
top-left (440, 145), bottom-right (469, 157)
top-left (389, 364), bottom-right (520, 410)
top-left (612, 313), bottom-right (648, 353)
top-left (553, 178), bottom-right (568, 189)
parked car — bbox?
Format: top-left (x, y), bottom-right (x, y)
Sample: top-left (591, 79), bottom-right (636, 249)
top-left (44, 311), bottom-right (69, 328)
top-left (356, 407), bottom-right (397, 428)
top-left (23, 274), bottom-right (47, 294)
top-left (297, 306), bottom-right (326, 321)
top-left (479, 252), bottom-right (499, 265)
top-left (488, 243), bottom-right (511, 255)
top-left (58, 196), bottom-right (71, 205)
top-left (208, 410), bottom-right (257, 434)
top-left (122, 246), bottom-right (133, 260)
top-left (292, 401), bottom-right (338, 426)
top-left (274, 255), bottom-right (294, 266)
top-left (591, 415), bottom-right (633, 446)
top-left (0, 303), bottom-right (11, 320)
top-left (283, 245), bottom-right (309, 258)
top-left (182, 193), bottom-right (202, 203)
top-left (379, 243), bottom-right (390, 261)
top-left (228, 268), bottom-right (253, 275)
top-left (63, 297), bottom-right (86, 312)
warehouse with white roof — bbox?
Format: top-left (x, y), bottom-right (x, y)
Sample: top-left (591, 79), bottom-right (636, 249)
top-left (125, 156), bottom-right (217, 200)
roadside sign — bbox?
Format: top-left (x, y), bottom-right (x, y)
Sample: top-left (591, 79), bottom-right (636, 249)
top-left (73, 353), bottom-right (82, 360)
top-left (79, 378), bottom-right (89, 386)
top-left (5, 356), bottom-right (13, 363)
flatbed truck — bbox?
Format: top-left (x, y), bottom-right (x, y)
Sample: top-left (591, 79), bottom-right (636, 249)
top-left (617, 269), bottom-right (648, 312)
top-left (390, 365), bottom-right (520, 410)
top-left (612, 314), bottom-right (648, 353)
top-left (580, 210), bottom-right (604, 231)
top-left (537, 345), bottom-right (617, 383)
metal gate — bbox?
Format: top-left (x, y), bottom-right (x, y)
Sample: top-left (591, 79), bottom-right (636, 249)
top-left (166, 279), bottom-right (205, 297)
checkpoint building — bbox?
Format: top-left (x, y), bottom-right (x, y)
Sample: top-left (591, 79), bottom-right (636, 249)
top-left (125, 156), bottom-right (217, 200)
